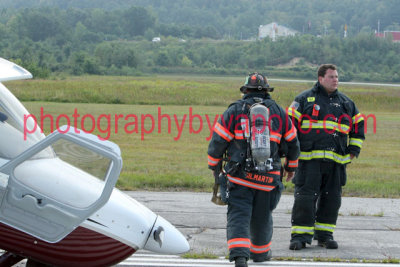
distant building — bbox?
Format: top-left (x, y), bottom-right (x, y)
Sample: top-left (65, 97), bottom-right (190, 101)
top-left (258, 22), bottom-right (298, 41)
top-left (375, 31), bottom-right (400, 42)
top-left (152, 37), bottom-right (161, 42)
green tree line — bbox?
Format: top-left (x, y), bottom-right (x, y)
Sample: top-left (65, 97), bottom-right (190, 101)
top-left (2, 0), bottom-right (400, 38)
top-left (0, 2), bottom-right (399, 81)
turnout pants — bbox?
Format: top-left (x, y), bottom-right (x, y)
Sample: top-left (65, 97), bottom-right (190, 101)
top-left (290, 160), bottom-right (346, 244)
top-left (227, 183), bottom-right (282, 262)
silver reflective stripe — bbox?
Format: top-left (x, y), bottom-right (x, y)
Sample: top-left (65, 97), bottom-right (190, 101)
top-left (270, 133), bottom-right (281, 140)
top-left (230, 241), bottom-right (250, 246)
top-left (315, 222), bottom-right (336, 232)
top-left (208, 158), bottom-right (219, 165)
top-left (299, 150), bottom-right (351, 164)
top-left (349, 138), bottom-right (363, 148)
top-left (291, 226), bottom-right (314, 235)
top-left (228, 238), bottom-right (251, 249)
top-left (234, 133), bottom-right (244, 139)
top-left (250, 244), bottom-right (271, 252)
top-left (284, 131), bottom-right (296, 141)
top-left (241, 118), bottom-right (250, 138)
top-left (214, 123), bottom-right (233, 141)
top-left (352, 113), bottom-right (365, 124)
top-left (288, 107), bottom-right (302, 120)
top-left (301, 120), bottom-right (350, 133)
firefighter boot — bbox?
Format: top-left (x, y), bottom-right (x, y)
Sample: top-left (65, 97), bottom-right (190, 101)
top-left (234, 256), bottom-right (248, 267)
top-left (252, 250), bottom-right (272, 262)
top-left (318, 238), bottom-right (338, 249)
top-left (289, 240), bottom-right (306, 250)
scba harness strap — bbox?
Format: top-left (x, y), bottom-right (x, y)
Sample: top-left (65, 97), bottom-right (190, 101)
top-left (230, 97), bottom-right (277, 173)
top-left (229, 97), bottom-right (275, 112)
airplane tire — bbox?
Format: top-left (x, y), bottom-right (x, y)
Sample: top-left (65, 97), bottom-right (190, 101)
top-left (26, 259), bottom-right (51, 267)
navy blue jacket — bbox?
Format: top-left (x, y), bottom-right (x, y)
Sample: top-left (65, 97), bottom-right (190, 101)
top-left (288, 82), bottom-right (365, 164)
top-left (208, 92), bottom-right (300, 191)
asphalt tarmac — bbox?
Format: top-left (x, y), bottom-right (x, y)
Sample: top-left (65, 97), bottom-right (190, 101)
top-left (127, 191), bottom-right (400, 262)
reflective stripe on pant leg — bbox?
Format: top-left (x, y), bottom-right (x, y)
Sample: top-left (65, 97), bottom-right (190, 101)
top-left (291, 193), bottom-right (318, 244)
top-left (227, 184), bottom-right (253, 261)
top-left (228, 238), bottom-right (251, 249)
top-left (315, 222), bottom-right (336, 233)
top-left (250, 189), bottom-right (274, 261)
top-left (291, 160), bottom-right (322, 244)
top-left (315, 162), bottom-right (342, 241)
top-left (250, 241), bottom-right (271, 254)
top-left (316, 162), bottom-right (343, 224)
top-left (291, 225), bottom-right (315, 235)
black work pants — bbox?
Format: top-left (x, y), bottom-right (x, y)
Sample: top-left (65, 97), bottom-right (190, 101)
top-left (227, 182), bottom-right (282, 261)
top-left (290, 160), bottom-right (346, 244)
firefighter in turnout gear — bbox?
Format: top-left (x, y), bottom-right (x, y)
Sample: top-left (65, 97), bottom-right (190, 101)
top-left (208, 73), bottom-right (300, 267)
top-left (287, 64), bottom-right (365, 250)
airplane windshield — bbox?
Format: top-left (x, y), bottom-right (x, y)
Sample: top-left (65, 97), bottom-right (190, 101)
top-left (0, 83), bottom-right (54, 159)
top-left (14, 138), bottom-right (112, 208)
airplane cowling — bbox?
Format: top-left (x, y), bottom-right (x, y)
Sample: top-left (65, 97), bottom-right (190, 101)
top-left (144, 215), bottom-right (190, 254)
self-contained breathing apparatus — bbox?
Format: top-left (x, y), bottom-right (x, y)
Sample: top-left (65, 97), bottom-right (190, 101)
top-left (212, 101), bottom-right (274, 205)
top-left (245, 102), bottom-right (273, 172)
top-left (211, 73), bottom-right (275, 205)
top-left (240, 73), bottom-right (274, 173)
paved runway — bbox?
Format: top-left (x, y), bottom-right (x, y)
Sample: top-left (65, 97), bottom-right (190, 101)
top-left (126, 191), bottom-right (400, 263)
top-left (118, 251), bottom-right (400, 266)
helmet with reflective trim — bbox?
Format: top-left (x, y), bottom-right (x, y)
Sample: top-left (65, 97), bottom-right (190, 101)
top-left (240, 73), bottom-right (274, 93)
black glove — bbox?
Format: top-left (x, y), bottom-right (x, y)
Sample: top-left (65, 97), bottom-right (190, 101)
top-left (213, 161), bottom-right (222, 183)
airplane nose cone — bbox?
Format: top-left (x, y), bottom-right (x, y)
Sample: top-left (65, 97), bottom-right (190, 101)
top-left (144, 215), bottom-right (190, 254)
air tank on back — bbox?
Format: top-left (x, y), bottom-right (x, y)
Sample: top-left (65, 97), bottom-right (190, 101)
top-left (249, 103), bottom-right (270, 171)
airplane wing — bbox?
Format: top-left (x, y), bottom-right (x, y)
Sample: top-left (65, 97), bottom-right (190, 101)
top-left (0, 58), bottom-right (32, 82)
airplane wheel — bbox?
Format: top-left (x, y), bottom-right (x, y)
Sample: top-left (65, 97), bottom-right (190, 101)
top-left (0, 252), bottom-right (25, 266)
top-left (26, 259), bottom-right (51, 267)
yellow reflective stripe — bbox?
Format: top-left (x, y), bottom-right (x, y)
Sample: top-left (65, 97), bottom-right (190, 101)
top-left (291, 226), bottom-right (314, 235)
top-left (299, 150), bottom-right (351, 164)
top-left (288, 107), bottom-right (302, 121)
top-left (315, 222), bottom-right (336, 233)
top-left (315, 222), bottom-right (336, 228)
top-left (349, 138), bottom-right (364, 148)
top-left (352, 113), bottom-right (365, 124)
top-left (301, 120), bottom-right (350, 133)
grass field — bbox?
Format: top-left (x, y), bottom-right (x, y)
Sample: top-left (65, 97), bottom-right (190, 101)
top-left (6, 75), bottom-right (399, 111)
top-left (5, 75), bottom-right (400, 198)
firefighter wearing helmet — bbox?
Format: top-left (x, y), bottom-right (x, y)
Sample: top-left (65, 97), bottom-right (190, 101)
top-left (207, 73), bottom-right (300, 267)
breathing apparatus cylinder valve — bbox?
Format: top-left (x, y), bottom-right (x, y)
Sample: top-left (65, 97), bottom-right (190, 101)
top-left (249, 103), bottom-right (271, 171)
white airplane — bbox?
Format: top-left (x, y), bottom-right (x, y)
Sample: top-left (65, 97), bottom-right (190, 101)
top-left (0, 58), bottom-right (189, 266)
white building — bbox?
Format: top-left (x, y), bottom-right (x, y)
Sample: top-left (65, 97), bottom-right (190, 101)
top-left (258, 22), bottom-right (298, 41)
